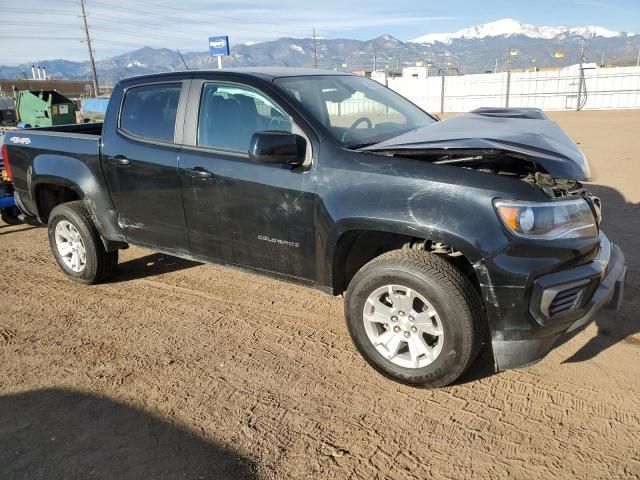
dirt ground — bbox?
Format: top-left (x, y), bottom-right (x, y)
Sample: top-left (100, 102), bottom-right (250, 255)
top-left (1, 110), bottom-right (639, 479)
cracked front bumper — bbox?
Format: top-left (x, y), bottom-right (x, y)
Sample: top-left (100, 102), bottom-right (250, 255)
top-left (491, 232), bottom-right (626, 371)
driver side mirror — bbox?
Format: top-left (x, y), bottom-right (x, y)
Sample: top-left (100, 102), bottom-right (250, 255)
top-left (249, 131), bottom-right (305, 166)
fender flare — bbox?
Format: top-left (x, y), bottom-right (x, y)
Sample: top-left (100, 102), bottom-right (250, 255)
top-left (29, 154), bottom-right (125, 246)
top-left (324, 217), bottom-right (486, 290)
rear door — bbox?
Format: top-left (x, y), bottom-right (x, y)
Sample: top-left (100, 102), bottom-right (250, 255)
top-left (178, 78), bottom-right (317, 280)
top-left (102, 78), bottom-right (190, 251)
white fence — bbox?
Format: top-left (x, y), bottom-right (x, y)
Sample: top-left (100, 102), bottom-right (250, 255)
top-left (326, 91), bottom-right (389, 116)
top-left (387, 66), bottom-right (640, 113)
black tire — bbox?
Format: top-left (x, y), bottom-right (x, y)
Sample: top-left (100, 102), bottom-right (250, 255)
top-left (0, 206), bottom-right (22, 225)
top-left (345, 249), bottom-right (484, 388)
top-left (47, 201), bottom-right (118, 284)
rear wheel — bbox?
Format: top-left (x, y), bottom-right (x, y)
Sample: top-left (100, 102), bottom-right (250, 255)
top-left (345, 249), bottom-right (483, 387)
top-left (47, 201), bottom-right (118, 284)
top-left (0, 206), bottom-right (21, 225)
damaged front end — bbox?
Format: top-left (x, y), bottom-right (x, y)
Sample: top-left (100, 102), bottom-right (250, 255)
top-left (362, 107), bottom-right (625, 370)
top-left (362, 107), bottom-right (592, 181)
top-left (363, 107), bottom-right (602, 220)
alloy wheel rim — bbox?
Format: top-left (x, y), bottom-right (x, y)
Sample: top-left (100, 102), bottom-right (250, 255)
top-left (54, 220), bottom-right (87, 273)
top-left (363, 284), bottom-right (444, 369)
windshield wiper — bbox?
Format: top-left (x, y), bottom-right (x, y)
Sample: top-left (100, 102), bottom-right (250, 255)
top-left (349, 125), bottom-right (432, 150)
top-left (346, 141), bottom-right (380, 150)
top-left (346, 122), bottom-right (437, 150)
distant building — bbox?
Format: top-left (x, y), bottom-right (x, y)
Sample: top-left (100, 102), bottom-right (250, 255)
top-left (402, 67), bottom-right (429, 79)
top-left (0, 79), bottom-right (96, 99)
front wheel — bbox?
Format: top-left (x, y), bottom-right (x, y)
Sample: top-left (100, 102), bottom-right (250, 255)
top-left (47, 201), bottom-right (118, 284)
top-left (345, 249), bottom-right (484, 387)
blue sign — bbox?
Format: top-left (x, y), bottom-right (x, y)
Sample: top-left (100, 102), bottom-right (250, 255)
top-left (209, 36), bottom-right (230, 57)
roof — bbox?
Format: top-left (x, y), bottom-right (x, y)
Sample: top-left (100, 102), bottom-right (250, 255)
top-left (121, 67), bottom-right (350, 83)
top-left (213, 67), bottom-right (350, 78)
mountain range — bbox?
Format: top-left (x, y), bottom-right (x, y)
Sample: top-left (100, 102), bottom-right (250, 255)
top-left (409, 18), bottom-right (632, 44)
top-left (1, 19), bottom-right (638, 84)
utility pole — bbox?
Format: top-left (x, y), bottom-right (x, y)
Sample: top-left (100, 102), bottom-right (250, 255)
top-left (79, 0), bottom-right (99, 96)
top-left (505, 48), bottom-right (513, 108)
top-left (373, 46), bottom-right (377, 72)
top-left (312, 28), bottom-right (318, 68)
top-left (440, 73), bottom-right (445, 114)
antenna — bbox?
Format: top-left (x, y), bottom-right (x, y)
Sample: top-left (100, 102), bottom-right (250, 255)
top-left (576, 39), bottom-right (587, 111)
top-left (176, 49), bottom-right (190, 70)
top-left (79, 0), bottom-right (99, 97)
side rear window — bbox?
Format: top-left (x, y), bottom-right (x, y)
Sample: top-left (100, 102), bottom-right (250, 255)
top-left (120, 83), bottom-right (182, 142)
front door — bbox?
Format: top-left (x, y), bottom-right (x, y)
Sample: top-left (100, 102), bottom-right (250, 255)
top-left (178, 80), bottom-right (317, 280)
top-left (102, 80), bottom-right (189, 250)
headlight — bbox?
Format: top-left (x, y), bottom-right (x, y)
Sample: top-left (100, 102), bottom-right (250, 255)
top-left (494, 198), bottom-right (597, 240)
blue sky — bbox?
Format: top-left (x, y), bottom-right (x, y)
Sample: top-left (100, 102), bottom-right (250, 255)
top-left (1, 0), bottom-right (638, 64)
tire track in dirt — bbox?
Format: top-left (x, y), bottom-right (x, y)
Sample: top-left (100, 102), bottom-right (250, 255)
top-left (2, 229), bottom-right (640, 479)
top-left (4, 111), bottom-right (640, 477)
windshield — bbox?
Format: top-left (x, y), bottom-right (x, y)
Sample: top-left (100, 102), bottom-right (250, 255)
top-left (274, 75), bottom-right (435, 148)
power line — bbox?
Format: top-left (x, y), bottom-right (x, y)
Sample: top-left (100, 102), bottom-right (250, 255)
top-left (0, 35), bottom-right (82, 40)
top-left (3, 20), bottom-right (219, 45)
top-left (87, 0), bottom-right (345, 37)
top-left (87, 1), bottom-right (264, 28)
top-left (89, 0), bottom-right (304, 29)
top-left (92, 38), bottom-right (157, 48)
top-left (5, 21), bottom-right (79, 27)
top-left (2, 6), bottom-right (73, 11)
top-left (80, 0), bottom-right (100, 96)
top-left (90, 25), bottom-right (202, 42)
top-left (2, 4), bottom-right (346, 41)
top-left (90, 12), bottom-right (214, 34)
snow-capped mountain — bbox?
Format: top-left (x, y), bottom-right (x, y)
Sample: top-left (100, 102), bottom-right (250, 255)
top-left (410, 18), bottom-right (628, 44)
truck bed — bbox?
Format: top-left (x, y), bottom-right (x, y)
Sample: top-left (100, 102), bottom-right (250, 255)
top-left (25, 122), bottom-right (103, 136)
top-left (4, 123), bottom-right (104, 224)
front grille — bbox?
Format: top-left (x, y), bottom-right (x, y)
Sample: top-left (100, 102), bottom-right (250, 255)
top-left (540, 279), bottom-right (591, 318)
top-left (548, 285), bottom-right (585, 316)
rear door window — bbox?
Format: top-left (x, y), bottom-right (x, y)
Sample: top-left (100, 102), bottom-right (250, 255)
top-left (120, 83), bottom-right (182, 142)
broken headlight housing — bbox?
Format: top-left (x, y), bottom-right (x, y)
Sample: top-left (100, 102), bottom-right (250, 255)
top-left (494, 197), bottom-right (598, 240)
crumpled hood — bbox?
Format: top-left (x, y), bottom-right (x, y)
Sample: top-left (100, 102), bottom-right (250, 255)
top-left (363, 108), bottom-right (592, 181)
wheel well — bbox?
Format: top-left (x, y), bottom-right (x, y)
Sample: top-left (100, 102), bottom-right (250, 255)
top-left (332, 230), bottom-right (482, 297)
top-left (35, 184), bottom-right (81, 223)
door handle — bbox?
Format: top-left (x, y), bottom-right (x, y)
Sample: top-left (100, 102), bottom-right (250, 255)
top-left (110, 155), bottom-right (130, 166)
top-left (184, 167), bottom-right (213, 179)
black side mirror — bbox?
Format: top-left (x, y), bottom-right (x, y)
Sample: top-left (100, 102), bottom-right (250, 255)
top-left (249, 131), bottom-right (305, 166)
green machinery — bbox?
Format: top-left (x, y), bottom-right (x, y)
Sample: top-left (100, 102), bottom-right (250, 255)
top-left (16, 90), bottom-right (76, 127)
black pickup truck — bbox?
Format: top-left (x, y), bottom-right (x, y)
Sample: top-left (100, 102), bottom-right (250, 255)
top-left (2, 69), bottom-right (626, 387)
